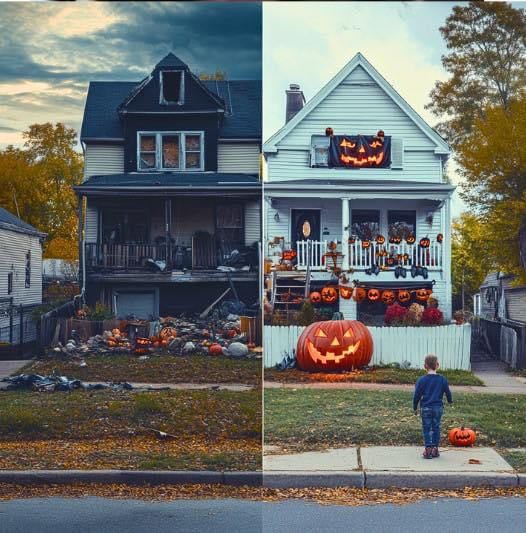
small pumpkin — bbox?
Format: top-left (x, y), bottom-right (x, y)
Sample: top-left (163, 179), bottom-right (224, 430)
top-left (389, 235), bottom-right (402, 244)
top-left (397, 289), bottom-right (411, 303)
top-left (368, 288), bottom-right (380, 301)
top-left (419, 237), bottom-right (431, 248)
top-left (381, 290), bottom-right (396, 305)
top-left (448, 426), bottom-right (476, 447)
top-left (377, 130), bottom-right (385, 138)
top-left (296, 319), bottom-right (374, 371)
top-left (375, 234), bottom-right (385, 245)
top-left (361, 240), bottom-right (371, 249)
top-left (321, 286), bottom-right (338, 303)
top-left (437, 233), bottom-right (444, 243)
top-left (310, 291), bottom-right (322, 304)
top-left (209, 343), bottom-right (223, 356)
top-left (416, 288), bottom-right (429, 301)
top-left (159, 327), bottom-right (177, 340)
top-left (112, 328), bottom-right (121, 336)
top-left (353, 287), bottom-right (367, 303)
top-left (325, 127), bottom-right (334, 136)
top-left (348, 236), bottom-right (356, 245)
top-left (328, 241), bottom-right (338, 251)
top-left (406, 234), bottom-right (416, 245)
top-left (339, 286), bottom-right (353, 300)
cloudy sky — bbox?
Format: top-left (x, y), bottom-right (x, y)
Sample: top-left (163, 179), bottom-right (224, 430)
top-left (0, 1), bottom-right (261, 148)
top-left (263, 1), bottom-right (465, 215)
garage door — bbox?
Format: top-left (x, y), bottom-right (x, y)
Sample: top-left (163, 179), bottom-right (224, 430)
top-left (115, 291), bottom-right (156, 320)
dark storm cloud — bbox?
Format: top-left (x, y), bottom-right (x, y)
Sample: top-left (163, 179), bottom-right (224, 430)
top-left (0, 2), bottom-right (261, 145)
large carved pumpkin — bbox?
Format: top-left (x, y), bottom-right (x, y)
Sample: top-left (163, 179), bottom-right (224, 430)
top-left (339, 286), bottom-right (353, 300)
top-left (321, 286), bottom-right (338, 303)
top-left (296, 319), bottom-right (373, 371)
top-left (448, 426), bottom-right (476, 447)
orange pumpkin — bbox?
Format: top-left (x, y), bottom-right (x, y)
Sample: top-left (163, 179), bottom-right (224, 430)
top-left (321, 286), bottom-right (338, 303)
top-left (112, 328), bottom-right (121, 336)
top-left (448, 426), bottom-right (476, 447)
top-left (419, 237), bottom-right (431, 248)
top-left (209, 343), bottom-right (223, 356)
top-left (416, 288), bottom-right (430, 301)
top-left (361, 240), bottom-right (371, 249)
top-left (406, 234), bottom-right (416, 245)
top-left (397, 290), bottom-right (411, 303)
top-left (381, 290), bottom-right (396, 305)
top-left (310, 291), bottom-right (322, 304)
top-left (296, 319), bottom-right (373, 371)
top-left (368, 288), bottom-right (380, 301)
top-left (375, 234), bottom-right (385, 245)
top-left (353, 287), bottom-right (366, 303)
top-left (348, 236), bottom-right (356, 245)
top-left (159, 327), bottom-right (177, 340)
top-left (339, 286), bottom-right (353, 300)
top-left (437, 233), bottom-right (444, 243)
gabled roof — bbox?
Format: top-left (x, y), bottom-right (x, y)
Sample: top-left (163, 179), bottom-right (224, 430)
top-left (264, 53), bottom-right (450, 155)
top-left (155, 52), bottom-right (188, 70)
top-left (0, 207), bottom-right (46, 238)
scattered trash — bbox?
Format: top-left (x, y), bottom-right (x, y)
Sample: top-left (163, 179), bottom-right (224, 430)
top-left (276, 351), bottom-right (296, 371)
top-left (468, 459), bottom-right (482, 464)
top-left (2, 374), bottom-right (133, 392)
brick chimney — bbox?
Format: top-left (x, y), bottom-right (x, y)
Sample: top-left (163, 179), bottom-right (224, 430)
top-left (285, 84), bottom-right (305, 123)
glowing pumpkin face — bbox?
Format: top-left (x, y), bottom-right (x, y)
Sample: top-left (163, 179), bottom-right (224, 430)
top-left (337, 135), bottom-right (388, 168)
top-left (321, 286), bottom-right (338, 303)
top-left (381, 290), bottom-right (396, 305)
top-left (296, 319), bottom-right (373, 371)
top-left (389, 236), bottom-right (402, 244)
top-left (310, 291), bottom-right (322, 304)
top-left (339, 286), bottom-right (353, 300)
top-left (416, 288), bottom-right (429, 301)
top-left (376, 234), bottom-right (385, 245)
top-left (353, 287), bottom-right (366, 303)
top-left (361, 240), bottom-right (371, 249)
top-left (398, 290), bottom-right (411, 303)
top-left (368, 288), bottom-right (380, 301)
top-left (419, 237), bottom-right (431, 248)
top-left (348, 236), bottom-right (356, 245)
top-left (406, 234), bottom-right (416, 245)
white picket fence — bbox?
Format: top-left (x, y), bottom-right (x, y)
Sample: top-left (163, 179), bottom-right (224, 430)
top-left (264, 323), bottom-right (472, 370)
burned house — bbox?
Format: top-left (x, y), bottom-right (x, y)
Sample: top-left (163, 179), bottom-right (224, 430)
top-left (76, 53), bottom-right (261, 318)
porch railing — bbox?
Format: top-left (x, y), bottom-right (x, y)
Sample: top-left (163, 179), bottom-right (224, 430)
top-left (85, 243), bottom-right (171, 270)
top-left (294, 239), bottom-right (443, 271)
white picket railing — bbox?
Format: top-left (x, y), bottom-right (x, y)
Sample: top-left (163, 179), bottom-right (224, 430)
top-left (264, 324), bottom-right (471, 370)
top-left (296, 240), bottom-right (327, 270)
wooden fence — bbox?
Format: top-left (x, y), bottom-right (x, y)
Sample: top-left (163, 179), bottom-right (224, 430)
top-left (264, 324), bottom-right (472, 370)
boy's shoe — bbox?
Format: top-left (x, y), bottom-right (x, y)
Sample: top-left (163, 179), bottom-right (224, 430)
top-left (431, 447), bottom-right (440, 458)
top-left (422, 447), bottom-right (433, 459)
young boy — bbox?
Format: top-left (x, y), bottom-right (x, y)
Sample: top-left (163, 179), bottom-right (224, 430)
top-left (413, 354), bottom-right (453, 459)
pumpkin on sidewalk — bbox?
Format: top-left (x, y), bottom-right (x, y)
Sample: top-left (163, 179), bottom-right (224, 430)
top-left (448, 426), bottom-right (476, 447)
top-left (296, 319), bottom-right (373, 372)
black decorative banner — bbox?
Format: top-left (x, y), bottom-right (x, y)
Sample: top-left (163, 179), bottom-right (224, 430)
top-left (329, 135), bottom-right (391, 168)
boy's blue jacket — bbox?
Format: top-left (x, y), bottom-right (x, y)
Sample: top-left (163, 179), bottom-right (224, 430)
top-left (413, 374), bottom-right (453, 411)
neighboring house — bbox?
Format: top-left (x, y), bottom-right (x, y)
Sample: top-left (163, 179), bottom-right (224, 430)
top-left (0, 207), bottom-right (46, 344)
top-left (477, 272), bottom-right (526, 324)
top-left (75, 53), bottom-right (261, 319)
top-left (263, 53), bottom-right (454, 321)
top-left (43, 259), bottom-right (79, 284)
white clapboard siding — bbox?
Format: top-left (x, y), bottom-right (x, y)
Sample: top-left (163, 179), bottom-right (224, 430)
top-left (84, 143), bottom-right (124, 179)
top-left (244, 201), bottom-right (261, 246)
top-left (218, 143), bottom-right (260, 174)
top-left (85, 202), bottom-right (98, 244)
top-left (264, 324), bottom-right (471, 370)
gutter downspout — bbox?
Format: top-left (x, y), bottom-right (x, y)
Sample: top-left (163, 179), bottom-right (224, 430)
top-left (79, 140), bottom-right (87, 304)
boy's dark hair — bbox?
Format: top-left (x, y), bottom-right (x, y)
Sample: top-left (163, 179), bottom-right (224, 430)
top-left (425, 354), bottom-right (438, 370)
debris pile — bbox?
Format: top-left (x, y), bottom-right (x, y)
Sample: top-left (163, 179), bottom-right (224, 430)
top-left (1, 373), bottom-right (133, 392)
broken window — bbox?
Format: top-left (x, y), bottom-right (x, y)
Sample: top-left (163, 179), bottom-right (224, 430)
top-left (139, 135), bottom-right (156, 170)
top-left (185, 134), bottom-right (201, 169)
top-left (138, 132), bottom-right (203, 171)
top-left (25, 251), bottom-right (31, 288)
top-left (162, 135), bottom-right (180, 168)
top-left (161, 71), bottom-right (184, 104)
top-left (216, 204), bottom-right (243, 245)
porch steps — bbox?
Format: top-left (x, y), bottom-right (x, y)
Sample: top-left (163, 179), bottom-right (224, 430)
top-left (270, 266), bottom-right (311, 310)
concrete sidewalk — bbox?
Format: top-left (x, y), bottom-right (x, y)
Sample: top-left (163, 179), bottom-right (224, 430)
top-left (264, 446), bottom-right (524, 488)
top-left (0, 360), bottom-right (30, 380)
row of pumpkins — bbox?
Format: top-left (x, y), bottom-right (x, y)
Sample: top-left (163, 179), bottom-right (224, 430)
top-left (310, 286), bottom-right (432, 305)
top-left (349, 234), bottom-right (443, 248)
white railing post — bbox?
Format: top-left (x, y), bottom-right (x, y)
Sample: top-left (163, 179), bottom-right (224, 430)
top-left (341, 198), bottom-right (350, 270)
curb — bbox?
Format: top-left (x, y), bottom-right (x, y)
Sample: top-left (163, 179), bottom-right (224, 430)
top-left (0, 470), bottom-right (263, 487)
top-left (264, 471), bottom-right (364, 489)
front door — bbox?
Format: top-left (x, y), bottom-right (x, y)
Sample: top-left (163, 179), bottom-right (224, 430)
top-left (291, 209), bottom-right (321, 248)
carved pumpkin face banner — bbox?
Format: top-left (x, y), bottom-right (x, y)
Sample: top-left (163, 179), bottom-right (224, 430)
top-left (329, 135), bottom-right (391, 168)
top-left (296, 319), bottom-right (373, 371)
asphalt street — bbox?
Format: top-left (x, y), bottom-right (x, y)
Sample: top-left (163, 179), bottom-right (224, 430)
top-left (0, 497), bottom-right (525, 532)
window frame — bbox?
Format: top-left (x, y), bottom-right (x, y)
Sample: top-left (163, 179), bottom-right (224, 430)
top-left (7, 271), bottom-right (13, 294)
top-left (351, 209), bottom-right (381, 241)
top-left (25, 250), bottom-right (31, 288)
top-left (137, 131), bottom-right (204, 172)
top-left (387, 210), bottom-right (417, 240)
top-left (159, 70), bottom-right (185, 106)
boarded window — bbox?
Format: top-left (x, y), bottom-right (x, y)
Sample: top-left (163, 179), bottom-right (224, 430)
top-left (25, 251), bottom-right (31, 288)
top-left (161, 71), bottom-right (183, 104)
top-left (216, 204), bottom-right (243, 244)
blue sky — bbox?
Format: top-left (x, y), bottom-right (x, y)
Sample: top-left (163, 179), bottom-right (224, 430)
top-left (0, 2), bottom-right (261, 148)
top-left (263, 1), bottom-right (465, 216)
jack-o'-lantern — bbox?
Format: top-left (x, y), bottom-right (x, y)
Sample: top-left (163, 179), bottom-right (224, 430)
top-left (437, 233), bottom-right (444, 243)
top-left (348, 236), bottom-right (356, 245)
top-left (353, 287), bottom-right (366, 303)
top-left (328, 241), bottom-right (338, 251)
top-left (376, 234), bottom-right (385, 245)
top-left (361, 240), bottom-right (371, 249)
top-left (325, 127), bottom-right (334, 136)
top-left (134, 337), bottom-right (151, 354)
top-left (159, 327), bottom-right (177, 340)
top-left (389, 235), bottom-right (402, 244)
top-left (416, 288), bottom-right (429, 301)
top-left (209, 343), bottom-right (223, 356)
top-left (406, 234), bottom-right (416, 245)
top-left (296, 319), bottom-right (373, 371)
top-left (337, 134), bottom-right (389, 168)
top-left (419, 237), bottom-right (431, 248)
top-left (310, 291), bottom-right (322, 304)
top-left (368, 288), bottom-right (380, 301)
top-left (381, 290), bottom-right (396, 305)
top-left (448, 426), bottom-right (476, 447)
top-left (397, 290), bottom-right (411, 303)
top-left (321, 286), bottom-right (338, 303)
top-left (339, 286), bottom-right (353, 300)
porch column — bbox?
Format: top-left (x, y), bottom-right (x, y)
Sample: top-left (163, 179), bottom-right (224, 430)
top-left (444, 197), bottom-right (452, 321)
top-left (341, 197), bottom-right (350, 270)
top-left (164, 198), bottom-right (172, 267)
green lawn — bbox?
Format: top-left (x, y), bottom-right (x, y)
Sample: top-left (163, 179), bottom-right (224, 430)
top-left (264, 389), bottom-right (526, 451)
top-left (265, 367), bottom-right (483, 386)
top-left (501, 451), bottom-right (526, 473)
top-left (22, 354), bottom-right (261, 385)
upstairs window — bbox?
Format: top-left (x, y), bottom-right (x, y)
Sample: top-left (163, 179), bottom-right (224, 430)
top-left (7, 272), bottom-right (13, 294)
top-left (138, 132), bottom-right (204, 171)
top-left (160, 71), bottom-right (184, 105)
top-left (310, 135), bottom-right (330, 167)
top-left (25, 251), bottom-right (31, 288)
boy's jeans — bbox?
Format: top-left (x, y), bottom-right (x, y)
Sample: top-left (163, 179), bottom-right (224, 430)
top-left (420, 405), bottom-right (443, 447)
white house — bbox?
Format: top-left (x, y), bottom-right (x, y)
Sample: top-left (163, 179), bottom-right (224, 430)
top-left (0, 207), bottom-right (46, 344)
top-left (263, 53), bottom-right (454, 323)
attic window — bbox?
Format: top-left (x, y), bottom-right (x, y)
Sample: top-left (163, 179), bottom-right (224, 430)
top-left (160, 70), bottom-right (184, 105)
top-left (310, 135), bottom-right (330, 167)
